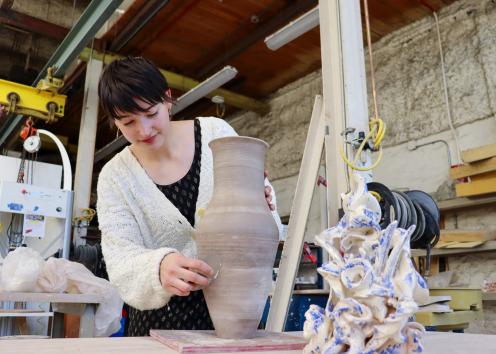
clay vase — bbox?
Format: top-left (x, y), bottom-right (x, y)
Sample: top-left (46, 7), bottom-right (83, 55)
top-left (195, 136), bottom-right (279, 339)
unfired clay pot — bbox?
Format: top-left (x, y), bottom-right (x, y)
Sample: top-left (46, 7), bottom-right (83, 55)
top-left (195, 136), bottom-right (279, 339)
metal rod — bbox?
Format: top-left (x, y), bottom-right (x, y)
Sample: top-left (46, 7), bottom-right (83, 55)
top-left (62, 191), bottom-right (74, 259)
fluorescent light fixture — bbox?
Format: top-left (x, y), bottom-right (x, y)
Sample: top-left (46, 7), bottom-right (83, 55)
top-left (264, 6), bottom-right (319, 51)
top-left (172, 66), bottom-right (238, 114)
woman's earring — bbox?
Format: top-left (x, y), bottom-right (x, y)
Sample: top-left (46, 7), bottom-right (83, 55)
top-left (116, 127), bottom-right (121, 139)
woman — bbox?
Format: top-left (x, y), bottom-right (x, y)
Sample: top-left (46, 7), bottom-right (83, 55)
top-left (96, 57), bottom-right (282, 336)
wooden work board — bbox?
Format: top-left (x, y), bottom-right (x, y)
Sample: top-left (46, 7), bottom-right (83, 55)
top-left (149, 330), bottom-right (307, 353)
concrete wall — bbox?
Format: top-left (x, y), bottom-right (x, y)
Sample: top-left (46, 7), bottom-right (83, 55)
top-left (11, 0), bottom-right (90, 29)
top-left (227, 0), bottom-right (496, 333)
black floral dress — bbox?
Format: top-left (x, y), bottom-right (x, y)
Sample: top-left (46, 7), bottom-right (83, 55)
top-left (126, 119), bottom-right (214, 336)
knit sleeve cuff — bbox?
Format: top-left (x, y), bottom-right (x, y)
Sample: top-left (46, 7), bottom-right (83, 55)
top-left (151, 248), bottom-right (178, 298)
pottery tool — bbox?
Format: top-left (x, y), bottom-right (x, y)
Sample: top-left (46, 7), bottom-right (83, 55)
top-left (150, 330), bottom-right (307, 353)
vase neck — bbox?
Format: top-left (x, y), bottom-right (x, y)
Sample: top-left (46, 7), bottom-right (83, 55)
top-left (209, 137), bottom-right (268, 205)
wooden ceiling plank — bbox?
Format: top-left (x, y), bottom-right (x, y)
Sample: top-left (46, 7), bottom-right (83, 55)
top-left (126, 0), bottom-right (199, 56)
top-left (419, 0), bottom-right (456, 12)
top-left (194, 0), bottom-right (317, 79)
top-left (109, 0), bottom-right (170, 52)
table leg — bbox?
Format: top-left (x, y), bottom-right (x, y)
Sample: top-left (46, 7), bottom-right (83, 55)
top-left (79, 304), bottom-right (96, 338)
top-left (52, 312), bottom-right (65, 338)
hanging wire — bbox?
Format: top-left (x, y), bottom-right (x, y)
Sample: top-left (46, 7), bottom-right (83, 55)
top-left (363, 0), bottom-right (379, 122)
top-left (433, 12), bottom-right (462, 165)
top-left (216, 103), bottom-right (226, 118)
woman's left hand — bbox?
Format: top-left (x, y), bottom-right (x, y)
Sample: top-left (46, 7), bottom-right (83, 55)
top-left (264, 170), bottom-right (275, 211)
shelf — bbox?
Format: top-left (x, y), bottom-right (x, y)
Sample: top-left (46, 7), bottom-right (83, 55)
top-left (269, 289), bottom-right (330, 297)
top-left (437, 195), bottom-right (496, 212)
top-left (482, 293), bottom-right (496, 302)
top-left (412, 240), bottom-right (496, 257)
top-left (0, 291), bottom-right (103, 304)
top-left (293, 289), bottom-right (329, 295)
top-left (0, 311), bottom-right (54, 318)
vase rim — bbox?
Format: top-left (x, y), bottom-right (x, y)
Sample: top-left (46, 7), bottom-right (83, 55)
top-left (209, 136), bottom-right (269, 149)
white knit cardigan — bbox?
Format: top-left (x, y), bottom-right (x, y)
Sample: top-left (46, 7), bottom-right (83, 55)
top-left (97, 117), bottom-right (283, 310)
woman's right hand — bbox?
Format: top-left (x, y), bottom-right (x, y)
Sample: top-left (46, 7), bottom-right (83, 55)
top-left (159, 253), bottom-right (214, 296)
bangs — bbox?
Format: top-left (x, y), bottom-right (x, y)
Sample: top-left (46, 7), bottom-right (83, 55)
top-left (98, 57), bottom-right (170, 119)
top-left (101, 78), bottom-right (164, 119)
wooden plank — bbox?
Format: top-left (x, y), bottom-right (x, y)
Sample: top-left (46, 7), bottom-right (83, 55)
top-left (471, 170), bottom-right (496, 181)
top-left (266, 96), bottom-right (325, 332)
top-left (429, 256), bottom-right (440, 276)
top-left (268, 289), bottom-right (330, 296)
top-left (450, 156), bottom-right (496, 179)
top-left (437, 195), bottom-right (496, 211)
top-left (415, 310), bottom-right (481, 326)
top-left (429, 288), bottom-right (483, 311)
top-left (412, 240), bottom-right (496, 256)
top-left (455, 176), bottom-right (496, 197)
top-left (440, 229), bottom-right (496, 242)
top-left (72, 57), bottom-right (102, 246)
top-left (436, 241), bottom-right (485, 249)
top-left (482, 292), bottom-right (496, 301)
top-left (461, 143), bottom-right (496, 163)
top-left (149, 330), bottom-right (307, 353)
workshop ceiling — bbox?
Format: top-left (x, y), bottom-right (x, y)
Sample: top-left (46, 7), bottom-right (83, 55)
top-left (0, 0), bottom-right (456, 155)
top-left (104, 0), bottom-right (456, 98)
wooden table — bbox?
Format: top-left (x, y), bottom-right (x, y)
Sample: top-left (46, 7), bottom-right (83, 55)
top-left (1, 332), bottom-right (496, 353)
top-left (0, 292), bottom-right (103, 338)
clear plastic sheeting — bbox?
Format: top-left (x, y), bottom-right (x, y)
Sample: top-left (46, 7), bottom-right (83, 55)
top-left (0, 247), bottom-right (44, 292)
top-left (0, 247), bottom-right (123, 337)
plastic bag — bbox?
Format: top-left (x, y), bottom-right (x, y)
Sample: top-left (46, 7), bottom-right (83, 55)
top-left (38, 257), bottom-right (123, 337)
top-left (0, 247), bottom-right (44, 292)
top-left (0, 247), bottom-right (122, 337)
top-left (37, 256), bottom-right (68, 293)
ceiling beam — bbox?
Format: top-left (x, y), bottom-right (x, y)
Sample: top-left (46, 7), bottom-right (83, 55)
top-left (124, 0), bottom-right (199, 56)
top-left (0, 0), bottom-right (123, 149)
top-left (35, 0), bottom-right (123, 81)
top-left (109, 0), bottom-right (170, 51)
top-left (418, 0), bottom-right (448, 12)
top-left (79, 48), bottom-right (269, 114)
top-left (0, 9), bottom-right (68, 41)
top-left (194, 0), bottom-right (317, 79)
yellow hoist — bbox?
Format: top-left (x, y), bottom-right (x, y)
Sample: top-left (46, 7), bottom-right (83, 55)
top-left (0, 67), bottom-right (67, 123)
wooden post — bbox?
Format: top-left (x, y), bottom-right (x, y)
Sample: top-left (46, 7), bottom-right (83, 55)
top-left (72, 57), bottom-right (103, 246)
top-left (266, 96), bottom-right (325, 332)
top-left (320, 0), bottom-right (370, 228)
top-left (267, 0), bottom-right (370, 331)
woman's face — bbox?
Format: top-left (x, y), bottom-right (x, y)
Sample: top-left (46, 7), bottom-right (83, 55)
top-left (114, 98), bottom-right (172, 150)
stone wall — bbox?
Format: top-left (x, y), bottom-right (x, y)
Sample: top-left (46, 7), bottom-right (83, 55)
top-left (227, 0), bottom-right (496, 333)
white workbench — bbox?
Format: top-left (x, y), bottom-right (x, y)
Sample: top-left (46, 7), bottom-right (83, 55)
top-left (1, 332), bottom-right (496, 353)
top-left (0, 291), bottom-right (103, 338)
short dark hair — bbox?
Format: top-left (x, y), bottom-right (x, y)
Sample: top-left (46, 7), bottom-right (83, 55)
top-left (98, 57), bottom-right (172, 119)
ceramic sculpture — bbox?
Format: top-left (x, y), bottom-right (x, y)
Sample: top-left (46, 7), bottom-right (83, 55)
top-left (195, 136), bottom-right (279, 339)
top-left (303, 174), bottom-right (429, 354)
